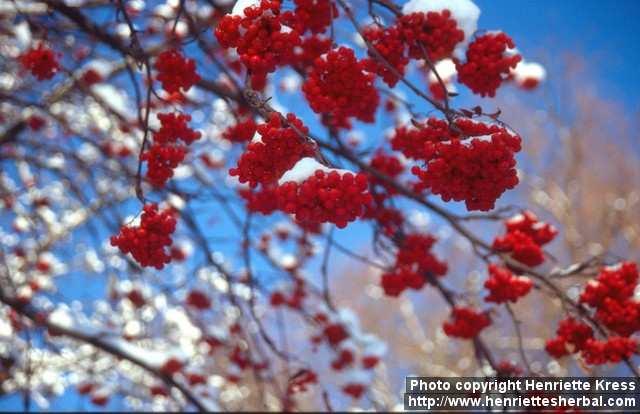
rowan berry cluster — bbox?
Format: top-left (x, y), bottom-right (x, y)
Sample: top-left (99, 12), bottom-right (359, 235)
top-left (484, 264), bottom-right (532, 303)
top-left (580, 262), bottom-right (640, 337)
top-left (492, 211), bottom-right (557, 268)
top-left (110, 204), bottom-right (177, 269)
top-left (545, 316), bottom-right (637, 365)
top-left (283, 0), bottom-right (339, 34)
top-left (398, 10), bottom-right (465, 61)
top-left (443, 306), bottom-right (491, 339)
top-left (302, 47), bottom-right (379, 129)
top-left (276, 162), bottom-right (372, 228)
top-left (455, 32), bottom-right (521, 97)
top-left (229, 113), bottom-right (314, 187)
top-left (142, 113), bottom-right (201, 188)
top-left (215, 0), bottom-right (301, 89)
top-left (19, 44), bottom-right (60, 80)
top-left (154, 49), bottom-right (200, 94)
top-left (141, 143), bottom-right (187, 188)
top-left (581, 337), bottom-right (638, 365)
top-left (362, 24), bottom-right (409, 87)
top-left (545, 317), bottom-right (593, 358)
top-left (380, 233), bottom-right (447, 297)
top-left (399, 118), bottom-right (522, 211)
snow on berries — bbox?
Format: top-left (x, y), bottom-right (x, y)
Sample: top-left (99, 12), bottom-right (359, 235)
top-left (276, 157), bottom-right (372, 229)
top-left (484, 264), bottom-right (532, 304)
top-left (455, 32), bottom-right (522, 97)
top-left (215, 0), bottom-right (301, 89)
top-left (492, 211), bottom-right (557, 267)
top-left (19, 44), bottom-right (60, 80)
top-left (110, 204), bottom-right (177, 269)
top-left (401, 0), bottom-right (480, 59)
top-left (302, 47), bottom-right (379, 129)
top-left (229, 113), bottom-right (315, 188)
top-left (398, 117), bottom-right (522, 211)
top-left (142, 113), bottom-right (201, 188)
top-left (442, 306), bottom-right (491, 339)
top-left (511, 60), bottom-right (546, 90)
top-left (380, 233), bottom-right (447, 297)
top-left (154, 49), bottom-right (200, 94)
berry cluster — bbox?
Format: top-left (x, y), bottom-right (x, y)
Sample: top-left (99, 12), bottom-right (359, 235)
top-left (276, 160), bottom-right (372, 228)
top-left (110, 204), bottom-right (177, 269)
top-left (402, 118), bottom-right (522, 211)
top-left (302, 47), bottom-right (379, 129)
top-left (545, 317), bottom-right (594, 358)
top-left (142, 113), bottom-right (201, 188)
top-left (229, 113), bottom-right (314, 187)
top-left (284, 0), bottom-right (338, 35)
top-left (581, 337), bottom-right (638, 365)
top-left (398, 10), bottom-right (465, 61)
top-left (545, 316), bottom-right (637, 365)
top-left (215, 0), bottom-right (301, 89)
top-left (492, 211), bottom-right (557, 268)
top-left (154, 49), bottom-right (200, 94)
top-left (141, 143), bottom-right (187, 188)
top-left (19, 44), bottom-right (60, 80)
top-left (362, 24), bottom-right (409, 87)
top-left (390, 117), bottom-right (453, 159)
top-left (455, 32), bottom-right (521, 97)
top-left (380, 233), bottom-right (447, 297)
top-left (580, 262), bottom-right (640, 337)
top-left (484, 264), bottom-right (532, 303)
top-left (154, 113), bottom-right (202, 145)
top-left (443, 306), bottom-right (491, 339)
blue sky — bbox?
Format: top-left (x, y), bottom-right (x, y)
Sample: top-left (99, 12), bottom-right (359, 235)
top-left (2, 0), bottom-right (639, 411)
top-left (476, 0), bottom-right (640, 111)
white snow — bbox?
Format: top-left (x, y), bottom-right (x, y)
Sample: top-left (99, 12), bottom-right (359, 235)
top-left (277, 157), bottom-right (352, 185)
top-left (512, 60), bottom-right (546, 86)
top-left (428, 58), bottom-right (457, 83)
top-left (402, 0), bottom-right (481, 59)
top-left (231, 0), bottom-right (260, 17)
